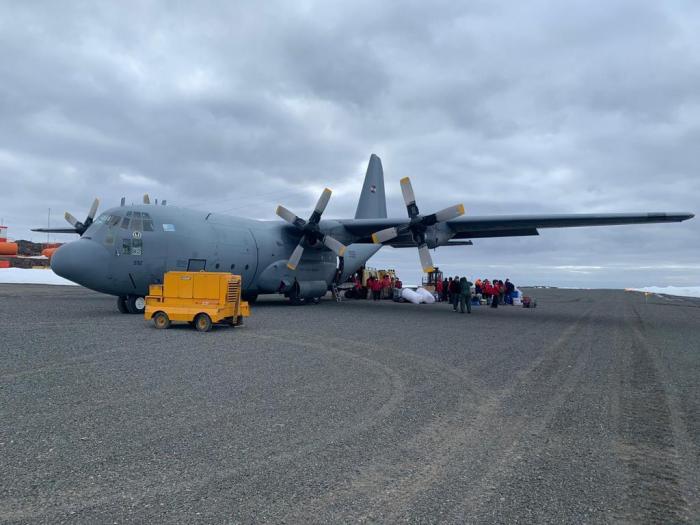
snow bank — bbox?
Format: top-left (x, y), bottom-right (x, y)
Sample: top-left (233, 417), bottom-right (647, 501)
top-left (0, 268), bottom-right (77, 286)
top-left (630, 286), bottom-right (700, 299)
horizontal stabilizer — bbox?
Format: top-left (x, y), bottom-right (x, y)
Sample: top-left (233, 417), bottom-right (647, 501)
top-left (31, 228), bottom-right (79, 234)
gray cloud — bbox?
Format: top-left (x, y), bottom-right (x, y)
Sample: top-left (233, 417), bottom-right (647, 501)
top-left (1, 0), bottom-right (698, 287)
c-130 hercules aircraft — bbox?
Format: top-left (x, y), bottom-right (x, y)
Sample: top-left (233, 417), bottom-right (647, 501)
top-left (35, 154), bottom-right (693, 313)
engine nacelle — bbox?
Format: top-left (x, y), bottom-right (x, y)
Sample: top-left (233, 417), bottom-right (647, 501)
top-left (427, 223), bottom-right (455, 249)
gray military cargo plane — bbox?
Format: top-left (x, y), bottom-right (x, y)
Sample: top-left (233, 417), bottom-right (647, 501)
top-left (34, 154), bottom-right (693, 313)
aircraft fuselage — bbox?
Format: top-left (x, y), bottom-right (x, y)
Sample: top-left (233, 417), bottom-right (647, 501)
top-left (50, 204), bottom-right (378, 300)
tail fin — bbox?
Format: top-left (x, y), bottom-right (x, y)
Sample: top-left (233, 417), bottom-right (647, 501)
top-left (355, 154), bottom-right (387, 219)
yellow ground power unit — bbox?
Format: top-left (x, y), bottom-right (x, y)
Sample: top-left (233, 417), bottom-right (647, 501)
top-left (145, 271), bottom-right (250, 332)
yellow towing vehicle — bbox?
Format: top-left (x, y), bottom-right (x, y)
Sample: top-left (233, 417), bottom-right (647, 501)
top-left (145, 271), bottom-right (250, 332)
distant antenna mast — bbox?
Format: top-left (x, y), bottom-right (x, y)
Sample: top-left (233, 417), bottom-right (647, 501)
top-left (47, 208), bottom-right (51, 244)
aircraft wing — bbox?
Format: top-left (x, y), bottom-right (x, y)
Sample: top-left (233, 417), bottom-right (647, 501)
top-left (338, 212), bottom-right (694, 246)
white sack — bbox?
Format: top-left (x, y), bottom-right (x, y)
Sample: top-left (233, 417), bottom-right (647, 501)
top-left (416, 287), bottom-right (436, 304)
top-left (401, 288), bottom-right (421, 304)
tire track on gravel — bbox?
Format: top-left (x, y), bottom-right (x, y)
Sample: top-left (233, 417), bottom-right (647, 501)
top-left (2, 331), bottom-right (408, 522)
top-left (614, 302), bottom-right (694, 523)
top-left (284, 306), bottom-right (595, 522)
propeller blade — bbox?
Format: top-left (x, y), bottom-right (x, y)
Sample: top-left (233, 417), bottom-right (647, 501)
top-left (87, 198), bottom-right (100, 220)
top-left (418, 244), bottom-right (435, 273)
top-left (400, 177), bottom-right (416, 206)
top-left (434, 203), bottom-right (465, 222)
top-left (64, 212), bottom-right (80, 228)
top-left (371, 227), bottom-right (399, 244)
top-left (143, 194), bottom-right (150, 204)
top-left (400, 177), bottom-right (419, 218)
top-left (322, 235), bottom-right (346, 257)
top-left (314, 188), bottom-right (332, 215)
top-left (276, 206), bottom-right (305, 228)
top-left (286, 243), bottom-right (305, 270)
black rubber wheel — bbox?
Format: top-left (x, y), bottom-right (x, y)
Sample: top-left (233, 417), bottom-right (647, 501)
top-left (153, 311), bottom-right (171, 329)
top-left (311, 297), bottom-right (320, 304)
top-left (117, 296), bottom-right (129, 314)
top-left (242, 292), bottom-right (258, 304)
top-left (289, 295), bottom-right (305, 306)
top-left (194, 313), bottom-right (212, 332)
top-left (126, 295), bottom-right (145, 314)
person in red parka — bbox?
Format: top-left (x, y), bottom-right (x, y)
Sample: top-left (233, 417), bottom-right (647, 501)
top-left (371, 276), bottom-right (382, 300)
top-left (435, 279), bottom-right (444, 301)
top-left (381, 274), bottom-right (392, 299)
top-left (482, 280), bottom-right (492, 301)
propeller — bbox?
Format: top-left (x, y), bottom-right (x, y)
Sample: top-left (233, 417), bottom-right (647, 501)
top-left (371, 177), bottom-right (464, 272)
top-left (64, 198), bottom-right (100, 236)
top-left (276, 188), bottom-right (347, 270)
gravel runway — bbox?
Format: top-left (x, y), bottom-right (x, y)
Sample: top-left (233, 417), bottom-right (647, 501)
top-left (1, 284), bottom-right (698, 523)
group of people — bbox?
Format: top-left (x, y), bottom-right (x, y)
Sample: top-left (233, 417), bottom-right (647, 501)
top-left (353, 273), bottom-right (403, 300)
top-left (435, 276), bottom-right (517, 312)
top-left (475, 278), bottom-right (516, 306)
top-left (436, 276), bottom-right (474, 314)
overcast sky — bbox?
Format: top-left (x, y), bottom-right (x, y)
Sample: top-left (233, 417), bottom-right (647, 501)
top-left (1, 1), bottom-right (698, 287)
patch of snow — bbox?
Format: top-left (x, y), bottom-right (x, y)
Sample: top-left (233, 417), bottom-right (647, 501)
top-left (0, 268), bottom-right (77, 286)
top-left (630, 286), bottom-right (700, 299)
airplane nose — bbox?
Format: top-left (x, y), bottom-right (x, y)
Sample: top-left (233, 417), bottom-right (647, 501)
top-left (51, 240), bottom-right (110, 288)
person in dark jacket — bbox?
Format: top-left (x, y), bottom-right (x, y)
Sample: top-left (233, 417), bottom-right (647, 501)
top-left (442, 278), bottom-right (449, 302)
top-left (505, 278), bottom-right (515, 304)
top-left (458, 276), bottom-right (473, 314)
top-left (449, 276), bottom-right (461, 311)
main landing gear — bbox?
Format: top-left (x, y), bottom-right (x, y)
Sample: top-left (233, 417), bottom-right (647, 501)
top-left (117, 295), bottom-right (145, 314)
top-left (242, 292), bottom-right (258, 304)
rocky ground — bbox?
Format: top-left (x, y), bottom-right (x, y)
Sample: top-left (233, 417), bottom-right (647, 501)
top-left (1, 285), bottom-right (698, 523)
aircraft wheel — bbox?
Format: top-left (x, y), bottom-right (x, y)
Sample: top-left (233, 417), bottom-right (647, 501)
top-left (117, 296), bottom-right (129, 314)
top-left (153, 312), bottom-right (171, 329)
top-left (126, 295), bottom-right (145, 314)
top-left (311, 297), bottom-right (320, 304)
top-left (194, 313), bottom-right (212, 332)
top-left (243, 292), bottom-right (258, 304)
top-left (289, 294), bottom-right (305, 306)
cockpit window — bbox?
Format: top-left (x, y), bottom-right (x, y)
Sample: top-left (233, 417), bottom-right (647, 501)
top-left (116, 210), bottom-right (155, 233)
top-left (143, 213), bottom-right (154, 232)
top-left (94, 213), bottom-right (121, 228)
top-left (131, 211), bottom-right (143, 232)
